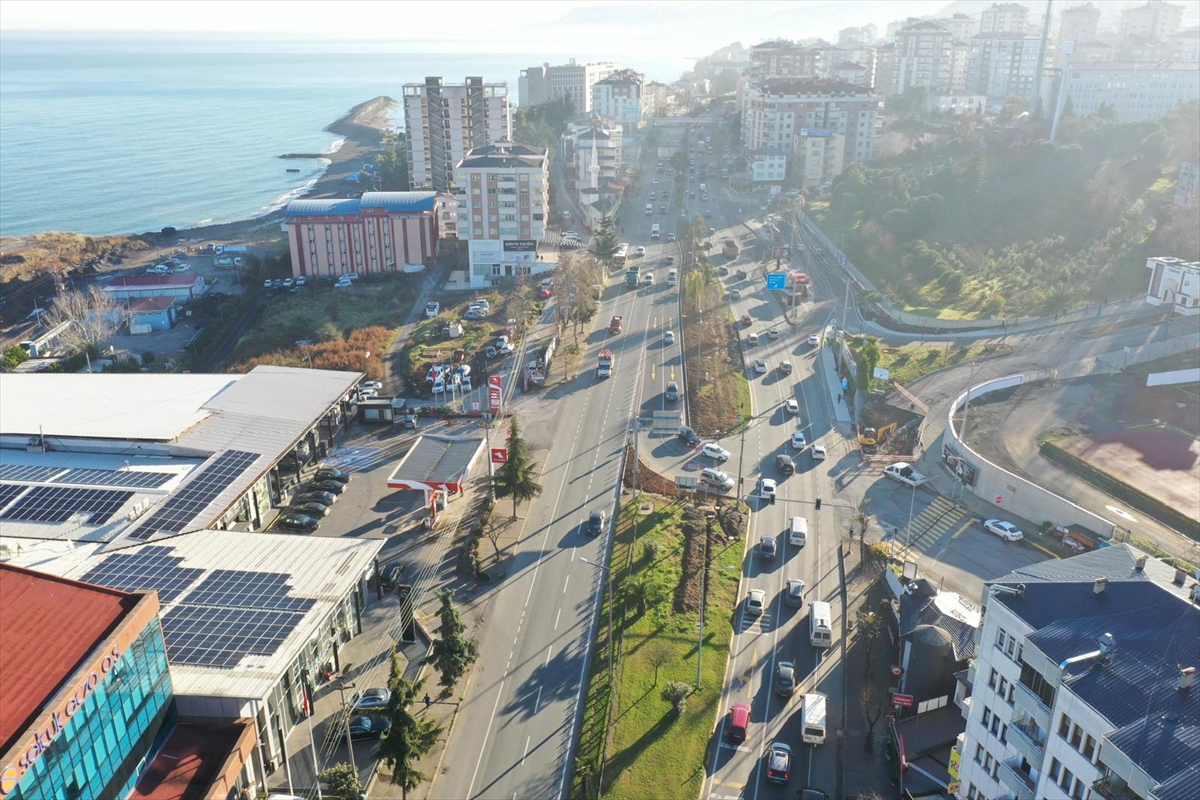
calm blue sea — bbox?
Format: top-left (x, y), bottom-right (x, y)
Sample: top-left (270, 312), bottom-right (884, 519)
top-left (0, 35), bottom-right (688, 237)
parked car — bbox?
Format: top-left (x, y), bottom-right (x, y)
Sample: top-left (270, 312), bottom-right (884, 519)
top-left (425, 301), bottom-right (440, 317)
top-left (291, 501), bottom-right (331, 518)
top-left (330, 714), bottom-right (390, 742)
top-left (785, 578), bottom-right (806, 608)
top-left (282, 278), bottom-right (294, 288)
top-left (294, 490), bottom-right (337, 506)
top-left (746, 588), bottom-right (766, 616)
top-left (361, 380), bottom-right (382, 391)
top-left (399, 414), bottom-right (418, 430)
top-left (701, 443), bottom-right (731, 462)
top-left (276, 512), bottom-right (320, 533)
top-left (587, 509), bottom-right (607, 536)
top-left (465, 308), bottom-right (486, 320)
top-left (380, 562), bottom-right (406, 591)
top-left (984, 519), bottom-right (1025, 541)
top-left (315, 467), bottom-right (351, 483)
top-left (774, 661), bottom-right (796, 696)
top-left (760, 535), bottom-right (778, 560)
top-left (309, 480), bottom-right (347, 496)
top-left (353, 687), bottom-right (392, 710)
top-left (808, 333), bottom-right (821, 346)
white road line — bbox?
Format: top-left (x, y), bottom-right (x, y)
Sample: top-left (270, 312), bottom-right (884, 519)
top-left (545, 646), bottom-right (553, 666)
top-left (522, 736), bottom-right (530, 765)
top-left (562, 574), bottom-right (570, 594)
top-left (466, 679), bottom-right (506, 798)
top-left (554, 608), bottom-right (561, 630)
top-left (535, 686), bottom-right (542, 714)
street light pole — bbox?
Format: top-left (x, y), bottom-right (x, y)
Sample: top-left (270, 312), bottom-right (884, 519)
top-left (579, 557), bottom-right (614, 687)
top-left (334, 682), bottom-right (359, 780)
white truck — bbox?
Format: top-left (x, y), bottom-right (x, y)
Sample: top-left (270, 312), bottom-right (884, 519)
top-left (883, 462), bottom-right (929, 487)
top-left (651, 224), bottom-right (660, 240)
top-left (597, 349), bottom-right (614, 379)
top-left (801, 693), bottom-right (827, 745)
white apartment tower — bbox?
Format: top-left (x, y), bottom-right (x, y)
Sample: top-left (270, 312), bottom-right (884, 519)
top-left (404, 76), bottom-right (511, 193)
top-left (895, 21), bottom-right (955, 93)
top-left (591, 70), bottom-right (648, 132)
top-left (518, 61), bottom-right (620, 111)
top-left (953, 546), bottom-right (1199, 800)
top-left (1120, 0), bottom-right (1186, 40)
top-left (453, 142), bottom-right (549, 289)
top-left (980, 2), bottom-right (1032, 35)
top-left (1058, 3), bottom-right (1102, 48)
top-left (967, 34), bottom-right (1044, 98)
top-left (742, 78), bottom-right (880, 174)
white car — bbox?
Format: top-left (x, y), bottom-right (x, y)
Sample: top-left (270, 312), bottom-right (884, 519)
top-left (768, 328), bottom-right (780, 339)
top-left (358, 388), bottom-right (378, 399)
top-left (295, 276), bottom-right (307, 287)
top-left (785, 399), bottom-right (799, 416)
top-left (883, 462), bottom-right (929, 487)
top-left (808, 333), bottom-right (821, 346)
top-left (334, 278), bottom-right (353, 288)
top-left (753, 360), bottom-right (767, 374)
top-left (643, 272), bottom-right (655, 285)
top-left (747, 333), bottom-right (759, 346)
top-left (456, 363), bottom-right (472, 377)
top-left (746, 588), bottom-right (766, 617)
top-left (811, 444), bottom-right (827, 460)
top-left (758, 478), bottom-right (777, 500)
top-left (361, 380), bottom-right (382, 391)
top-left (664, 330), bottom-right (675, 344)
top-left (984, 519), bottom-right (1024, 542)
top-left (791, 430), bottom-right (807, 449)
top-left (425, 301), bottom-right (440, 317)
top-left (636, 246), bottom-right (647, 256)
top-left (342, 273), bottom-right (360, 281)
top-left (701, 443), bottom-right (731, 462)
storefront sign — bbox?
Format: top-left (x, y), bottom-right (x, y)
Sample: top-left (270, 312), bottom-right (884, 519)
top-left (490, 448), bottom-right (508, 464)
top-left (892, 692), bottom-right (914, 708)
top-left (488, 375), bottom-right (502, 413)
top-left (503, 240), bottom-right (537, 252)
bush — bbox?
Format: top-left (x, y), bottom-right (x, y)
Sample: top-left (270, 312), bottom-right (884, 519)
top-left (141, 350), bottom-right (156, 364)
top-left (317, 763), bottom-right (361, 798)
top-left (642, 540), bottom-right (662, 563)
top-left (662, 680), bottom-right (693, 715)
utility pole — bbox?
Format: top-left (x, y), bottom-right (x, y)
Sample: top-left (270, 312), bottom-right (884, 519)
top-left (334, 682), bottom-right (359, 779)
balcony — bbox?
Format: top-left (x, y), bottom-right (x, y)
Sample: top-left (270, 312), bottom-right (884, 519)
top-left (1092, 773), bottom-right (1144, 800)
top-left (1012, 681), bottom-right (1052, 732)
top-left (1006, 716), bottom-right (1046, 764)
top-left (998, 759), bottom-right (1037, 800)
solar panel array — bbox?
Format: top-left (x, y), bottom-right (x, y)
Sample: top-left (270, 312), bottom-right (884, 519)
top-left (0, 485), bottom-right (134, 525)
top-left (162, 605), bottom-right (304, 669)
top-left (0, 464), bottom-right (61, 483)
top-left (129, 450), bottom-right (260, 540)
top-left (186, 570), bottom-right (315, 613)
top-left (0, 483), bottom-right (29, 513)
top-left (57, 468), bottom-right (175, 489)
top-left (80, 547), bottom-right (206, 603)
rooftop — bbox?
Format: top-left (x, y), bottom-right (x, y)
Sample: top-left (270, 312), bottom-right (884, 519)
top-left (0, 563), bottom-right (141, 752)
top-left (285, 191), bottom-right (439, 218)
top-left (386, 435), bottom-right (484, 492)
top-left (129, 297), bottom-right (177, 312)
top-left (457, 142), bottom-right (547, 170)
top-left (104, 274), bottom-right (202, 290)
top-left (130, 720), bottom-right (253, 800)
top-left (753, 77), bottom-right (879, 97)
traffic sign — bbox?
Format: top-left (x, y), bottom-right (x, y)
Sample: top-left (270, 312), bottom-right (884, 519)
top-left (892, 693), bottom-right (914, 708)
top-left (490, 448), bottom-right (508, 464)
top-left (766, 272), bottom-right (786, 290)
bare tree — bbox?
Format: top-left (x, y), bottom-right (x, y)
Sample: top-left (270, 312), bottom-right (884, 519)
top-left (44, 285), bottom-right (125, 355)
top-left (860, 686), bottom-right (884, 751)
top-left (645, 641), bottom-right (672, 686)
top-left (856, 606), bottom-right (883, 680)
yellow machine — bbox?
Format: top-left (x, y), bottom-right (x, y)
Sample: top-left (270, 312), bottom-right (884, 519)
top-left (859, 422), bottom-right (897, 451)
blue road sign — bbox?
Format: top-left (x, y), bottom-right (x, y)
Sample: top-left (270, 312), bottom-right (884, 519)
top-left (766, 272), bottom-right (786, 290)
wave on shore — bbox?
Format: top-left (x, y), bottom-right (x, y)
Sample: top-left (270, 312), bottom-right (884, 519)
top-left (259, 172), bottom-right (324, 215)
top-left (324, 137), bottom-right (347, 155)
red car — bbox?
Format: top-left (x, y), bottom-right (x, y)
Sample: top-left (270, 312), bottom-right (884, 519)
top-left (741, 315), bottom-right (753, 327)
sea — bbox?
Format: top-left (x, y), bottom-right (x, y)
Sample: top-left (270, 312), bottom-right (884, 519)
top-left (0, 35), bottom-right (690, 238)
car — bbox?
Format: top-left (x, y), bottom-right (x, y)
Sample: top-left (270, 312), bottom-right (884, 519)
top-left (799, 790), bottom-right (829, 800)
top-left (342, 273), bottom-right (360, 282)
top-left (746, 588), bottom-right (766, 616)
top-left (172, 263), bottom-right (192, 273)
top-left (666, 381), bottom-right (680, 401)
top-left (282, 277), bottom-right (294, 288)
top-left (470, 299), bottom-right (491, 311)
top-left (496, 341), bottom-right (514, 355)
top-left (741, 315), bottom-right (753, 327)
top-left (785, 399), bottom-right (799, 416)
top-left (353, 687), bottom-right (392, 710)
top-left (768, 328), bottom-right (780, 339)
top-left (778, 361), bottom-right (793, 376)
top-left (643, 272), bottom-right (654, 285)
top-left (791, 430), bottom-right (807, 449)
top-left (667, 232), bottom-right (677, 242)
top-left (587, 509), bottom-right (607, 536)
top-left (357, 388), bottom-right (378, 399)
top-left (808, 333), bottom-right (821, 346)
top-left (811, 444), bottom-right (827, 460)
top-left (272, 279), bottom-right (284, 289)
top-left (701, 443), bottom-right (730, 462)
top-left (295, 276), bottom-right (307, 287)
top-left (785, 578), bottom-right (806, 608)
top-left (464, 308), bottom-right (486, 320)
top-left (456, 363), bottom-right (472, 377)
top-left (361, 380), bottom-right (382, 391)
top-left (883, 462), bottom-right (928, 487)
top-left (984, 519), bottom-right (1025, 541)
top-left (679, 426), bottom-right (702, 447)
top-left (563, 231), bottom-right (581, 241)
top-left (291, 501), bottom-right (331, 518)
top-left (538, 285), bottom-right (552, 298)
top-left (664, 330), bottom-right (675, 344)
top-left (331, 714), bottom-right (391, 742)
top-left (309, 480), bottom-right (347, 496)
top-left (379, 562), bottom-right (405, 591)
top-left (664, 255), bottom-right (675, 266)
top-left (485, 346), bottom-right (498, 359)
top-left (759, 478), bottom-right (777, 499)
top-left (263, 278), bottom-right (273, 288)
top-left (295, 490), bottom-right (337, 506)
top-left (399, 414), bottom-right (418, 430)
top-left (766, 741), bottom-right (792, 784)
top-left (315, 466), bottom-right (351, 483)
top-left (753, 360), bottom-right (767, 374)
top-left (730, 288), bottom-right (743, 300)
top-left (747, 332), bottom-right (759, 346)
top-left (635, 246), bottom-right (646, 257)
top-left (760, 535), bottom-right (778, 560)
top-left (334, 278), bottom-right (353, 288)
top-left (776, 454), bottom-right (795, 475)
top-left (276, 512), bottom-right (320, 532)
top-left (775, 661), bottom-right (796, 696)
top-left (425, 301), bottom-right (440, 318)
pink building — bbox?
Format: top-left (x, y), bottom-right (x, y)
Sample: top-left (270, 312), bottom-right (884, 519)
top-left (283, 191), bottom-right (444, 279)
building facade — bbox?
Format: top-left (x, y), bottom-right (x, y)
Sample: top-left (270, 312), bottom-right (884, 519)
top-left (1120, 0), bottom-right (1186, 40)
top-left (748, 40), bottom-right (823, 80)
top-left (591, 70), bottom-right (647, 133)
top-left (980, 2), bottom-right (1032, 35)
top-left (895, 21), bottom-right (955, 93)
top-left (283, 192), bottom-right (442, 278)
top-left (748, 148), bottom-right (788, 182)
top-left (1057, 2), bottom-right (1102, 48)
top-left (453, 142), bottom-right (550, 289)
top-left (404, 76), bottom-right (511, 192)
top-left (1048, 61), bottom-right (1200, 120)
top-left (742, 79), bottom-right (880, 171)
top-left (940, 12), bottom-right (981, 40)
top-left (564, 118), bottom-right (623, 189)
top-left (967, 34), bottom-right (1044, 98)
top-left (793, 130), bottom-right (846, 187)
top-left (103, 274), bottom-right (206, 303)
top-left (518, 60), bottom-right (619, 111)
top-left (1144, 256), bottom-right (1200, 314)
top-left (953, 546), bottom-right (1199, 800)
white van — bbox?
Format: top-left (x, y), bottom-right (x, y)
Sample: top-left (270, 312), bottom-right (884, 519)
top-left (645, 204), bottom-right (654, 216)
top-left (809, 601), bottom-right (833, 649)
top-left (650, 224), bottom-right (661, 240)
top-left (789, 516), bottom-right (808, 547)
top-left (700, 467), bottom-right (735, 492)
top-left (801, 693), bottom-right (827, 745)
top-left (668, 269), bottom-right (678, 284)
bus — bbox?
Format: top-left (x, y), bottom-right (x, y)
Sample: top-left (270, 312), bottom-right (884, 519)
top-left (809, 601), bottom-right (832, 649)
top-left (614, 243), bottom-right (629, 268)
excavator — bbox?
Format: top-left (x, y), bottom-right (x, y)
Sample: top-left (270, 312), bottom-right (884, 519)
top-left (858, 422), bottom-right (897, 453)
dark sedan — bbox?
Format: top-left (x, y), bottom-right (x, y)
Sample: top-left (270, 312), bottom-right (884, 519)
top-left (315, 466), bottom-right (351, 483)
top-left (294, 490), bottom-right (337, 506)
top-left (276, 513), bottom-right (320, 533)
top-left (330, 714), bottom-right (391, 742)
top-left (291, 501), bottom-right (330, 518)
top-left (380, 562), bottom-right (406, 591)
top-left (308, 480), bottom-right (347, 496)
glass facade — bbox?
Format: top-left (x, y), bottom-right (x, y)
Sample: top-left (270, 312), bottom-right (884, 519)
top-left (11, 622), bottom-right (176, 800)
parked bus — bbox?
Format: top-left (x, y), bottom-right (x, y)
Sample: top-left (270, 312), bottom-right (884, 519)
top-left (809, 601), bottom-right (832, 648)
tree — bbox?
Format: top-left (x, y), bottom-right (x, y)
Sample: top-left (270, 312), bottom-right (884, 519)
top-left (645, 641), bottom-right (672, 686)
top-left (624, 578), bottom-right (649, 616)
top-left (589, 215), bottom-right (619, 262)
top-left (855, 606), bottom-right (883, 678)
top-left (317, 763), bottom-right (361, 798)
top-left (44, 285), bottom-right (124, 357)
top-left (376, 654), bottom-right (442, 800)
top-left (662, 680), bottom-right (693, 716)
top-left (860, 686), bottom-right (884, 751)
top-left (374, 131), bottom-right (410, 191)
top-left (425, 589), bottom-right (478, 690)
top-left (2, 345), bottom-right (30, 371)
top-left (854, 336), bottom-right (881, 392)
top-left (492, 417), bottom-right (543, 519)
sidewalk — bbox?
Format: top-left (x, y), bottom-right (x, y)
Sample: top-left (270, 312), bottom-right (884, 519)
top-left (819, 345), bottom-right (853, 428)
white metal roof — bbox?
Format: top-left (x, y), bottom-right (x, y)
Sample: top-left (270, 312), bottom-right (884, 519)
top-left (11, 531), bottom-right (383, 701)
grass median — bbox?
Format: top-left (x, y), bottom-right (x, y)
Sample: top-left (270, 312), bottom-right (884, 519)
top-left (571, 496), bottom-right (746, 800)
top-left (850, 337), bottom-right (1012, 388)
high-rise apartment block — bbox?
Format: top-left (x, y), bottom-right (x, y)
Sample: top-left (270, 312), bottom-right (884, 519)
top-left (749, 40), bottom-right (823, 80)
top-left (1058, 2), bottom-right (1102, 47)
top-left (940, 13), bottom-right (981, 40)
top-left (895, 21), bottom-right (955, 93)
top-left (404, 77), bottom-right (511, 193)
top-left (953, 545), bottom-right (1199, 800)
top-left (592, 69), bottom-right (648, 132)
top-left (979, 2), bottom-right (1032, 35)
top-left (453, 143), bottom-right (549, 289)
top-left (967, 34), bottom-right (1044, 98)
top-left (1120, 0), bottom-right (1186, 40)
top-left (518, 61), bottom-right (620, 111)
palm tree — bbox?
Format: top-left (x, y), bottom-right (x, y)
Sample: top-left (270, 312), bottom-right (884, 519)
top-left (624, 578), bottom-right (649, 616)
top-left (492, 417), bottom-right (543, 519)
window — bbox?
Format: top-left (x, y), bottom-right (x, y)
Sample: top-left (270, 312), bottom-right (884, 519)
top-left (983, 707), bottom-right (992, 728)
top-left (1000, 724), bottom-right (1008, 745)
top-left (1070, 777), bottom-right (1085, 800)
top-left (1006, 635), bottom-right (1017, 658)
top-left (1059, 766), bottom-right (1074, 790)
top-left (1083, 734), bottom-right (1096, 760)
top-left (974, 744), bottom-right (985, 764)
top-left (1049, 758), bottom-right (1061, 782)
top-left (1070, 725), bottom-right (1083, 749)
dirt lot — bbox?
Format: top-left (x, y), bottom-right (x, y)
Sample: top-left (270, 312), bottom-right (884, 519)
top-left (682, 279), bottom-right (751, 437)
top-left (1055, 426), bottom-right (1200, 516)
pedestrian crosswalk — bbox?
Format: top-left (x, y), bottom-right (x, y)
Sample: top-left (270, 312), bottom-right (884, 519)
top-left (893, 495), bottom-right (975, 553)
top-left (738, 610), bottom-right (772, 634)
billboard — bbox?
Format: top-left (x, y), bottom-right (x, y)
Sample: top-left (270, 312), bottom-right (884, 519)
top-left (503, 240), bottom-right (537, 252)
top-left (766, 272), bottom-right (787, 290)
top-left (488, 375), bottom-right (503, 413)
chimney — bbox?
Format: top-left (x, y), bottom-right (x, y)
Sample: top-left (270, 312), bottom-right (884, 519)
top-left (1174, 569), bottom-right (1187, 586)
top-left (1179, 667), bottom-right (1197, 691)
top-left (1094, 577), bottom-right (1108, 595)
top-left (1134, 555), bottom-right (1147, 572)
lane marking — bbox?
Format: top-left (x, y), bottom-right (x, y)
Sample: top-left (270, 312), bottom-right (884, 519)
top-left (562, 574), bottom-right (570, 594)
top-left (545, 646), bottom-right (553, 666)
top-left (466, 679), bottom-right (506, 797)
top-left (535, 687), bottom-right (542, 714)
top-left (554, 608), bottom-right (561, 630)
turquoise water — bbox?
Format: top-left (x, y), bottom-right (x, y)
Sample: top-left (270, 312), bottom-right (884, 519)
top-left (0, 35), bottom-right (687, 237)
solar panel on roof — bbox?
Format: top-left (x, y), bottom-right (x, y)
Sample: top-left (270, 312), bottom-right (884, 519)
top-left (185, 569), bottom-right (315, 613)
top-left (162, 605), bottom-right (303, 669)
top-left (0, 483), bottom-right (30, 514)
top-left (0, 485), bottom-right (134, 525)
top-left (128, 450), bottom-right (259, 539)
top-left (0, 464), bottom-right (63, 483)
top-left (79, 546), bottom-right (206, 603)
top-left (56, 468), bottom-right (175, 490)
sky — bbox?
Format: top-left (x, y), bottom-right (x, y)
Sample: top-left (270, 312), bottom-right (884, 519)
top-left (0, 0), bottom-right (955, 57)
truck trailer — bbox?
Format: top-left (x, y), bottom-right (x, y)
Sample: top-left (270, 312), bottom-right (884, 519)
top-left (597, 349), bottom-right (614, 378)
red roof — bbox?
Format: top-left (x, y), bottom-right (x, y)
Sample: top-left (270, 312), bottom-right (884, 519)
top-left (130, 720), bottom-right (251, 800)
top-left (106, 275), bottom-right (199, 290)
top-left (0, 563), bottom-right (140, 752)
top-left (130, 297), bottom-right (177, 312)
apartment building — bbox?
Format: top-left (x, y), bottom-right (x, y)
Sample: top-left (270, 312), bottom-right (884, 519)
top-left (813, 44), bottom-right (878, 89)
top-left (748, 147), bottom-right (787, 182)
top-left (793, 129), bottom-right (845, 187)
top-left (453, 142), bottom-right (550, 289)
top-left (1120, 0), bottom-right (1186, 40)
top-left (895, 20), bottom-right (956, 93)
top-left (1058, 2), bottom-right (1102, 47)
top-left (967, 34), bottom-right (1044, 98)
top-left (1047, 61), bottom-right (1200, 120)
top-left (940, 12), bottom-right (981, 40)
top-left (518, 60), bottom-right (619, 111)
top-left (838, 26), bottom-right (873, 45)
top-left (404, 76), bottom-right (511, 193)
top-left (748, 40), bottom-right (823, 80)
top-left (563, 117), bottom-right (623, 189)
top-left (954, 545), bottom-right (1199, 800)
top-left (980, 2), bottom-right (1032, 35)
top-left (1144, 256), bottom-right (1200, 314)
top-left (591, 69), bottom-right (647, 132)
